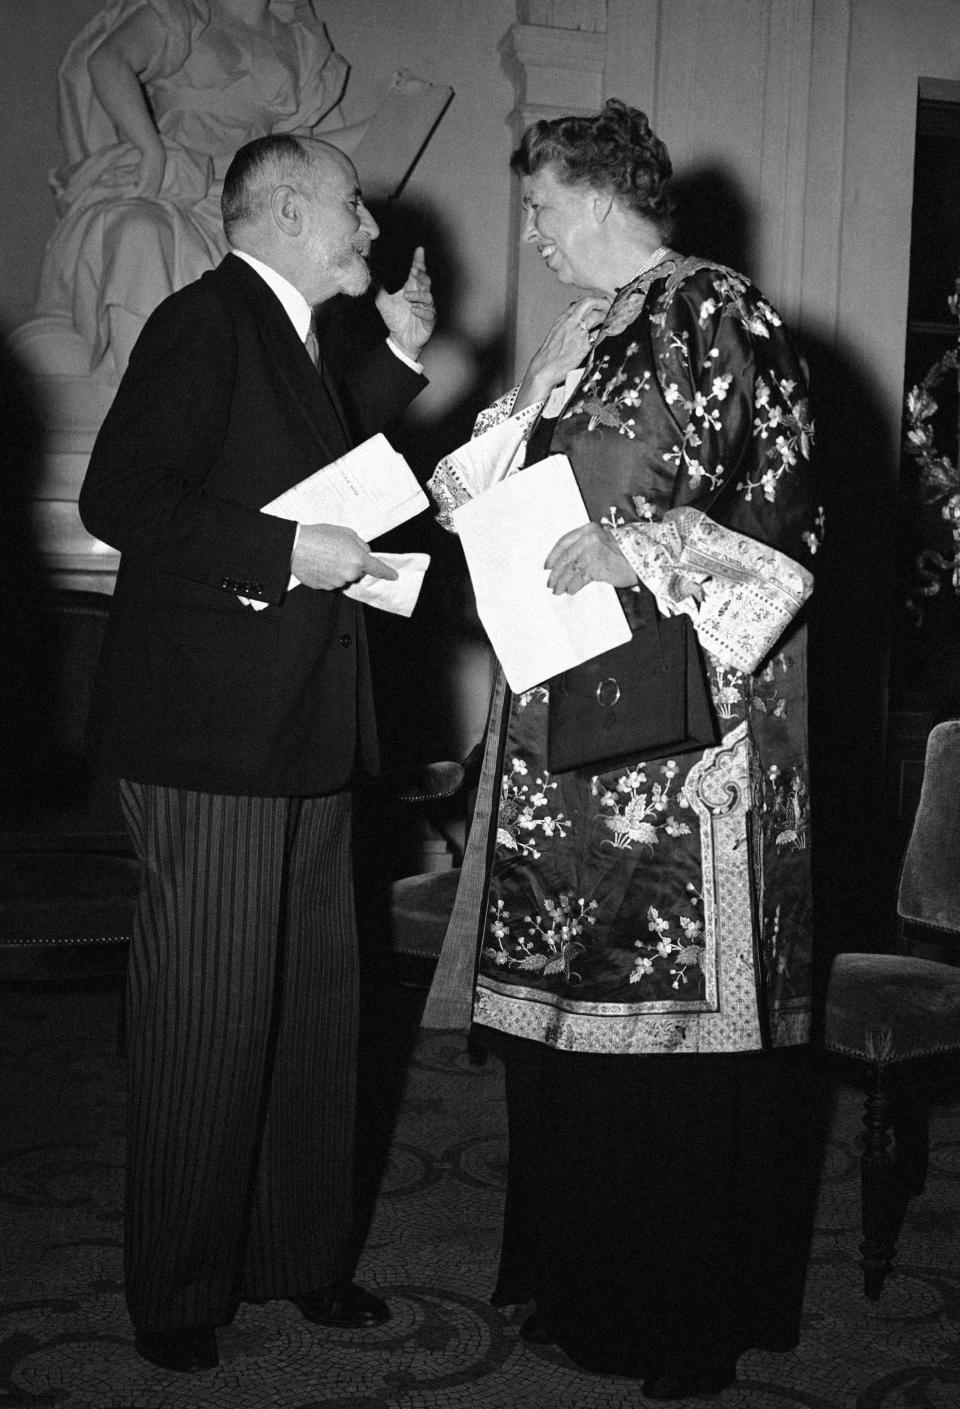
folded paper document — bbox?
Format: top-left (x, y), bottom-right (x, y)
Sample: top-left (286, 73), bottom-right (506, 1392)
top-left (263, 433), bottom-right (428, 549)
top-left (344, 551), bottom-right (430, 617)
top-left (452, 454), bottom-right (631, 692)
top-left (242, 435), bottom-right (429, 611)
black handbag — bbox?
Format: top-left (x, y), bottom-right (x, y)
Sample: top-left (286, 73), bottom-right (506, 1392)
top-left (546, 610), bottom-right (717, 775)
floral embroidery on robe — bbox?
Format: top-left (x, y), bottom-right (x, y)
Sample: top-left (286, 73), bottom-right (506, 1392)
top-left (428, 254), bottom-right (819, 1056)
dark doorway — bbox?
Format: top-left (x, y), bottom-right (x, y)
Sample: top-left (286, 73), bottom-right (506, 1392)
top-left (890, 79), bottom-right (960, 847)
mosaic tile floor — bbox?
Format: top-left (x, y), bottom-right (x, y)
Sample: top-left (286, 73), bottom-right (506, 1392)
top-left (1, 975), bottom-right (959, 1408)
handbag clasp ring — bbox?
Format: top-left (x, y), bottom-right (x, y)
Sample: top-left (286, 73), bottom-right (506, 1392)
top-left (596, 677), bottom-right (621, 709)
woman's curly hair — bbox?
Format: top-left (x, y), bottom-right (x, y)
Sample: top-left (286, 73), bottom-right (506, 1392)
top-left (510, 99), bottom-right (675, 236)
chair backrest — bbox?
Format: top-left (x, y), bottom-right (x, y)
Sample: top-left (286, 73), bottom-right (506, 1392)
top-left (898, 719), bottom-right (960, 935)
top-left (0, 587), bottom-right (125, 842)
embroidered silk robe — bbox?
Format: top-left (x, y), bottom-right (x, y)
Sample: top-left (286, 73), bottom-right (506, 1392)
top-left (428, 254), bottom-right (820, 1056)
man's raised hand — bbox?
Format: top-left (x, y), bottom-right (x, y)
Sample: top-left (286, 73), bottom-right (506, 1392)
top-left (375, 246), bottom-right (436, 360)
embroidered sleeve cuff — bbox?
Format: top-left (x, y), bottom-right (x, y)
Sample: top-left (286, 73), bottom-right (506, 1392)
top-left (427, 465), bottom-right (472, 533)
top-left (427, 389), bottom-right (543, 532)
top-left (473, 386), bottom-right (524, 435)
top-left (612, 506), bottom-right (813, 673)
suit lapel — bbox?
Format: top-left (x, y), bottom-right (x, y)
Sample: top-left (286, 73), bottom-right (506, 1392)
top-left (315, 358), bottom-right (352, 449)
top-left (217, 254), bottom-right (352, 465)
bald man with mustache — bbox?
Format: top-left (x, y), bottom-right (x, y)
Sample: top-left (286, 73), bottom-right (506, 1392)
top-left (80, 133), bottom-right (435, 1374)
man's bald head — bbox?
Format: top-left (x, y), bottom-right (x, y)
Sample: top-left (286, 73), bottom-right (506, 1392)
top-left (221, 134), bottom-right (344, 241)
top-left (220, 134), bottom-right (378, 305)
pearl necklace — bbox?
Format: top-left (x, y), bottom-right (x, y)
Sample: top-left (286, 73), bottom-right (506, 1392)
top-left (591, 246), bottom-right (673, 348)
top-left (617, 245), bottom-right (670, 297)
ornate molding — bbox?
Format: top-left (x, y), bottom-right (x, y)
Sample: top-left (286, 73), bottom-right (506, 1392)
top-left (501, 11), bottom-right (611, 378)
top-left (520, 0), bottom-right (606, 28)
top-left (503, 22), bottom-right (607, 130)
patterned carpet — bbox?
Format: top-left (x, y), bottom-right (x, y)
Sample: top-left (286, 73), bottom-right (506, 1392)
top-left (1, 960), bottom-right (959, 1409)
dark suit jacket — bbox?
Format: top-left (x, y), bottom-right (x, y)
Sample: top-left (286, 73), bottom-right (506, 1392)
top-left (79, 253), bottom-right (426, 796)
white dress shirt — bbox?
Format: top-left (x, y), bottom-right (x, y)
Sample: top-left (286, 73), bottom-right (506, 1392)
top-left (231, 248), bottom-right (424, 370)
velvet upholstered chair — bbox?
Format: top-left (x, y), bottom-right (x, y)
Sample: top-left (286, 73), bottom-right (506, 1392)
top-left (824, 718), bottom-right (960, 1298)
top-left (0, 589), bottom-right (139, 975)
top-left (378, 757), bottom-right (472, 979)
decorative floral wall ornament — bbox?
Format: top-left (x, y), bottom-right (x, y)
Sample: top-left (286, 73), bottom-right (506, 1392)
top-left (903, 276), bottom-right (960, 623)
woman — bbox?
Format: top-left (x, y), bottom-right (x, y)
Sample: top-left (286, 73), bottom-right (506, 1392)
top-left (428, 101), bottom-right (822, 1400)
top-left (34, 0), bottom-right (354, 377)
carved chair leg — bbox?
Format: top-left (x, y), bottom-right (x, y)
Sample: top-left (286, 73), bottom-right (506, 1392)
top-left (860, 1071), bottom-right (894, 1299)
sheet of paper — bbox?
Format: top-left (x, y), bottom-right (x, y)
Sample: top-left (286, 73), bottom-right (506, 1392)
top-left (240, 436), bottom-right (429, 607)
top-left (452, 454), bottom-right (632, 692)
top-left (344, 552), bottom-right (430, 617)
top-left (261, 433), bottom-right (428, 543)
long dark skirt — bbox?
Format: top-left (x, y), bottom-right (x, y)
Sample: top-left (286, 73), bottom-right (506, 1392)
top-left (485, 1032), bottom-right (828, 1385)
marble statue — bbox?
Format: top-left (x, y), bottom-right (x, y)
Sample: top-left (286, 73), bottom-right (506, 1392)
top-left (17, 0), bottom-right (450, 382)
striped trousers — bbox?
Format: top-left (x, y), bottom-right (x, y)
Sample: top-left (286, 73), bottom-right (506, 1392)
top-left (118, 781), bottom-right (358, 1330)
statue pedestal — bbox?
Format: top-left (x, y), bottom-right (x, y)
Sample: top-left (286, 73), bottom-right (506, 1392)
top-left (10, 316), bottom-right (119, 592)
top-left (37, 374), bottom-right (119, 593)
top-left (31, 368), bottom-right (119, 594)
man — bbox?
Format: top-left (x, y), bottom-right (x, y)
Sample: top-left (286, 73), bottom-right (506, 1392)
top-left (78, 134), bottom-right (435, 1374)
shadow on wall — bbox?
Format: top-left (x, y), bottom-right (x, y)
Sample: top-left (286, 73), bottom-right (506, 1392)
top-left (802, 329), bottom-right (898, 983)
top-left (670, 166), bottom-right (899, 989)
top-left (670, 161), bottom-right (759, 275)
top-left (0, 325), bottom-right (56, 828)
top-left (316, 191), bottom-right (507, 780)
top-left (327, 204), bottom-right (515, 1255)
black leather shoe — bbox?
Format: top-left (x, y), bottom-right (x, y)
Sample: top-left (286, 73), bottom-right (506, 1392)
top-left (291, 1282), bottom-right (390, 1328)
top-left (134, 1326), bottom-right (218, 1373)
top-left (518, 1310), bottom-right (555, 1345)
top-left (641, 1369), bottom-right (732, 1400)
